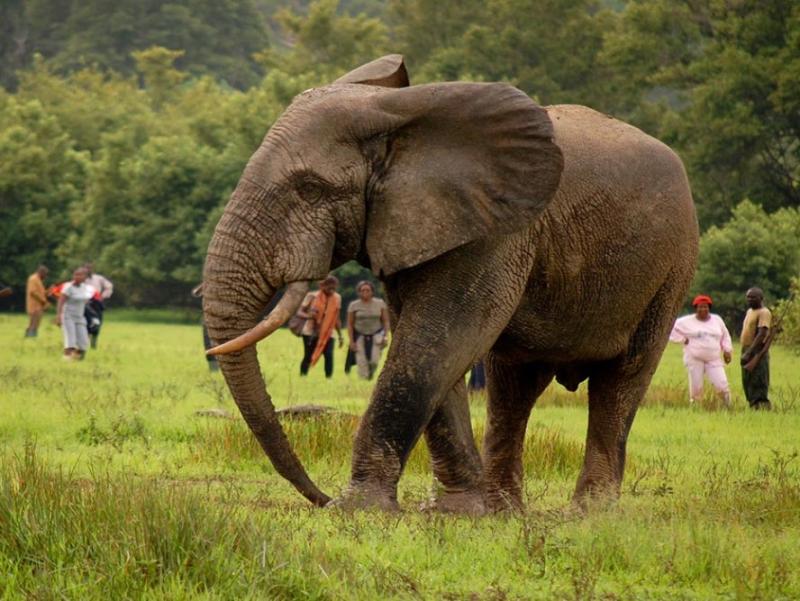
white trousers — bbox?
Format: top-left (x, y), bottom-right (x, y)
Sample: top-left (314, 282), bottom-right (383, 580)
top-left (355, 331), bottom-right (385, 379)
top-left (62, 314), bottom-right (89, 350)
top-left (684, 357), bottom-right (730, 404)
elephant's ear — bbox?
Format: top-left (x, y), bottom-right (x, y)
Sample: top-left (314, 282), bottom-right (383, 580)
top-left (364, 82), bottom-right (563, 277)
top-left (334, 54), bottom-right (409, 88)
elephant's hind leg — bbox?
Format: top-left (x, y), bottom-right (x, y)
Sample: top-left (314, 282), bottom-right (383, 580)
top-left (574, 277), bottom-right (685, 508)
top-left (483, 354), bottom-right (554, 512)
top-left (423, 379), bottom-right (486, 514)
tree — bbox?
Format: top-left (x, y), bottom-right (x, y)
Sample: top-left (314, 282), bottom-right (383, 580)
top-left (691, 200), bottom-right (800, 328)
top-left (388, 0), bottom-right (614, 106)
top-left (387, 0), bottom-right (484, 76)
top-left (594, 0), bottom-right (702, 128)
top-left (262, 0), bottom-right (389, 80)
top-left (667, 2), bottom-right (800, 227)
top-left (132, 46), bottom-right (187, 109)
top-left (600, 0), bottom-right (800, 228)
top-left (0, 0), bottom-right (270, 91)
top-left (773, 277), bottom-right (800, 348)
top-left (60, 131), bottom-right (240, 305)
top-left (0, 94), bottom-right (88, 290)
top-left (14, 56), bottom-right (152, 155)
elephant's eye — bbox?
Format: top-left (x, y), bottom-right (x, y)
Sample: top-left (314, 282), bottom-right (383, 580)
top-left (295, 178), bottom-right (326, 205)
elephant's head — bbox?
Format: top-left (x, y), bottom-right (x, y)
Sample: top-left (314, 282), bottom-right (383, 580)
top-left (202, 55), bottom-right (563, 505)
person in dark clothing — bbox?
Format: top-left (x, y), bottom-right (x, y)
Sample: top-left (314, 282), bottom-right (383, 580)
top-left (84, 296), bottom-right (105, 342)
top-left (741, 287), bottom-right (772, 410)
top-left (297, 276), bottom-right (343, 378)
top-left (468, 360), bottom-right (486, 392)
top-left (83, 263), bottom-right (113, 349)
top-left (192, 284), bottom-right (219, 372)
top-left (344, 347), bottom-right (356, 374)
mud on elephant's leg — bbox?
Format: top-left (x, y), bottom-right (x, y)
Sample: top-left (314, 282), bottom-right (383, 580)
top-left (333, 360), bottom-right (444, 511)
top-left (483, 355), bottom-right (554, 512)
top-left (423, 379), bottom-right (486, 515)
top-left (381, 280), bottom-right (487, 515)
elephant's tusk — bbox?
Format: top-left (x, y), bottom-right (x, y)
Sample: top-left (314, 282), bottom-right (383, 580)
top-left (206, 281), bottom-right (310, 356)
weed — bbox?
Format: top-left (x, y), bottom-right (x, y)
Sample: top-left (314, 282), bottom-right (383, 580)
top-left (76, 413), bottom-right (150, 450)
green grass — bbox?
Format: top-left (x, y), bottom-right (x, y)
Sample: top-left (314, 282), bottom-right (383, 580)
top-left (0, 312), bottom-right (798, 599)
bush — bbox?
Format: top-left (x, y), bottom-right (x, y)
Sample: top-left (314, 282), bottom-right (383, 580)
top-left (691, 200), bottom-right (800, 329)
top-left (774, 277), bottom-right (800, 349)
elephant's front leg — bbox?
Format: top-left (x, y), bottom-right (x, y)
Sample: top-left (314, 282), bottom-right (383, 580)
top-left (423, 380), bottom-right (486, 514)
top-left (367, 277), bottom-right (485, 514)
top-left (340, 347), bottom-right (449, 511)
top-left (337, 332), bottom-right (513, 510)
top-left (334, 238), bottom-right (532, 510)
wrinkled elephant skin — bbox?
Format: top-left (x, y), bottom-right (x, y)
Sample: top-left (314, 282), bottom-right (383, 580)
top-left (202, 54), bottom-right (698, 513)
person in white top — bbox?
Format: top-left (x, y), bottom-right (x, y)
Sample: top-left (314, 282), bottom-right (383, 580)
top-left (84, 262), bottom-right (113, 299)
top-left (669, 294), bottom-right (733, 407)
top-left (56, 267), bottom-right (96, 360)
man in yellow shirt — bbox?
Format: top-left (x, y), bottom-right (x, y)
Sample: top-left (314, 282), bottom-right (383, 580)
top-left (740, 287), bottom-right (772, 410)
top-left (25, 265), bottom-right (49, 337)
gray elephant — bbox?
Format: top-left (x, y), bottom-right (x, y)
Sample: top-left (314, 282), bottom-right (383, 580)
top-left (203, 55), bottom-right (698, 514)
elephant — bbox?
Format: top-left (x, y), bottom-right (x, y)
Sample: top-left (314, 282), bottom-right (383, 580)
top-left (202, 54), bottom-right (698, 514)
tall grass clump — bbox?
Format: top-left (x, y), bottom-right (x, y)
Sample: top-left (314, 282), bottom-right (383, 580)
top-left (0, 444), bottom-right (330, 599)
top-left (193, 413), bottom-right (362, 471)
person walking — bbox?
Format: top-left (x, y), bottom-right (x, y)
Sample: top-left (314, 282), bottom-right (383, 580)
top-left (83, 263), bottom-right (113, 349)
top-left (297, 276), bottom-right (343, 378)
top-left (25, 265), bottom-right (49, 337)
top-left (347, 281), bottom-right (390, 380)
top-left (192, 283), bottom-right (219, 372)
top-left (56, 267), bottom-right (96, 360)
top-left (468, 360), bottom-right (486, 392)
top-left (740, 287), bottom-right (772, 410)
top-left (669, 294), bottom-right (733, 407)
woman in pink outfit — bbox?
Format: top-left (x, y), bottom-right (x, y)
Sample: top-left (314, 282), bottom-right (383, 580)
top-left (669, 294), bottom-right (733, 407)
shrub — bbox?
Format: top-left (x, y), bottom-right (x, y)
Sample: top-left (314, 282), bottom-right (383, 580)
top-left (691, 200), bottom-right (800, 328)
top-left (774, 277), bottom-right (800, 349)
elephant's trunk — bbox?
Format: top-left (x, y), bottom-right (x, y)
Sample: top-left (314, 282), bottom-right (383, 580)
top-left (203, 232), bottom-right (330, 507)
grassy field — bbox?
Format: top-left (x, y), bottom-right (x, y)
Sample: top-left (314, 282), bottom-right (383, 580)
top-left (1, 311), bottom-right (798, 599)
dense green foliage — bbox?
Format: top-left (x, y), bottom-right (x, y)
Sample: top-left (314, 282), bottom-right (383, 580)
top-left (1, 0), bottom-right (269, 90)
top-left (1, 314), bottom-right (799, 597)
top-left (1, 0), bottom-right (798, 314)
top-left (775, 277), bottom-right (800, 347)
top-left (691, 201), bottom-right (800, 327)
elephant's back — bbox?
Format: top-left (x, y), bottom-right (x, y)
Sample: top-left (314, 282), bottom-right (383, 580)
top-left (542, 103), bottom-right (697, 258)
top-left (545, 104), bottom-right (693, 213)
top-left (506, 105), bottom-right (698, 362)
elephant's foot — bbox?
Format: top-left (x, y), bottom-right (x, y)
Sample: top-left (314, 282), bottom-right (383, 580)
top-left (485, 491), bottom-right (524, 514)
top-left (422, 489), bottom-right (487, 516)
top-left (571, 478), bottom-right (620, 513)
top-left (327, 483), bottom-right (400, 512)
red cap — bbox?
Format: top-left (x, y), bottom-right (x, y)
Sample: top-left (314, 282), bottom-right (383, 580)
top-left (692, 294), bottom-right (713, 306)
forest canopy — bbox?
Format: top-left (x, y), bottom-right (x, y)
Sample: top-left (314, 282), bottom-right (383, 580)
top-left (1, 0), bottom-right (798, 319)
